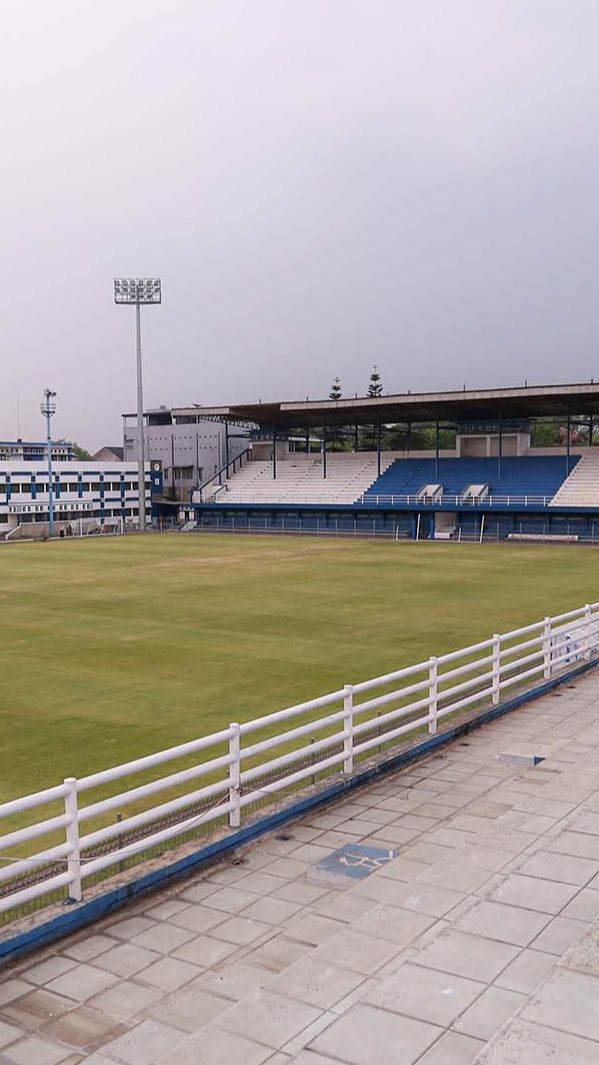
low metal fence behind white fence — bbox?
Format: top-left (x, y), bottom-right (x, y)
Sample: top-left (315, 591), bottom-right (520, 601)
top-left (1, 603), bottom-right (598, 927)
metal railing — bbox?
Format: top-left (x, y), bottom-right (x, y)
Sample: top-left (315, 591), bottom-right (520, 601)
top-left (0, 603), bottom-right (598, 926)
top-left (358, 492), bottom-right (554, 507)
top-left (193, 448), bottom-right (252, 502)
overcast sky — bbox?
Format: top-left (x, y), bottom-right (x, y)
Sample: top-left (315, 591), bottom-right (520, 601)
top-left (2, 1), bottom-right (599, 449)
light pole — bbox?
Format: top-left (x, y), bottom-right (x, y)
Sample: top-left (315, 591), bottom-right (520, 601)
top-left (114, 277), bottom-right (161, 531)
top-left (40, 388), bottom-right (57, 538)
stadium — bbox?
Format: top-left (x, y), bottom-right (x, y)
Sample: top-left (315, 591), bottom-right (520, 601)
top-left (157, 380), bottom-right (599, 542)
top-left (3, 379), bottom-right (599, 1063)
top-left (5, 0), bottom-right (599, 1058)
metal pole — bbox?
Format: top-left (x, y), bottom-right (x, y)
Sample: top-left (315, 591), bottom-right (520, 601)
top-left (435, 420), bottom-right (440, 479)
top-left (354, 420), bottom-right (359, 452)
top-left (323, 421), bottom-right (327, 479)
top-left (498, 411), bottom-right (502, 477)
top-left (272, 423), bottom-right (277, 479)
top-left (46, 404), bottom-right (54, 538)
top-left (225, 422), bottom-right (230, 476)
top-left (566, 411), bottom-right (571, 476)
top-left (135, 302), bottom-right (146, 531)
top-left (377, 420), bottom-right (381, 477)
top-left (590, 415), bottom-right (594, 448)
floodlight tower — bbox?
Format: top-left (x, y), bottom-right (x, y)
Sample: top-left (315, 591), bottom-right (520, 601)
top-left (114, 277), bottom-right (161, 531)
top-left (40, 388), bottom-right (57, 538)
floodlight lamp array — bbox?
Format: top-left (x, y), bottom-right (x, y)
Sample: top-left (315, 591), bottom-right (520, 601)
top-left (40, 389), bottom-right (57, 416)
top-left (114, 277), bottom-right (161, 304)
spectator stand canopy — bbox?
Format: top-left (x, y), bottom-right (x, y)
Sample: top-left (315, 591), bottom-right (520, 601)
top-left (174, 381), bottom-right (599, 482)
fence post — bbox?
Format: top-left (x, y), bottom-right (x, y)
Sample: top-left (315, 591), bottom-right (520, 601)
top-left (343, 685), bottom-right (354, 774)
top-left (585, 604), bottom-right (592, 659)
top-left (492, 634), bottom-right (501, 705)
top-left (428, 657), bottom-right (438, 735)
top-left (64, 778), bottom-right (82, 903)
top-left (543, 617), bottom-right (552, 679)
top-left (228, 723), bottom-right (241, 828)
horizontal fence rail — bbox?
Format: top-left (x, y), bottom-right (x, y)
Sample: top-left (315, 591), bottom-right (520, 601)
top-left (358, 493), bottom-right (554, 507)
top-left (1, 603), bottom-right (598, 926)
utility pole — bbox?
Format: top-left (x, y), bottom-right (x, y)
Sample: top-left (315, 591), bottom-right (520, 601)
top-left (40, 389), bottom-right (57, 538)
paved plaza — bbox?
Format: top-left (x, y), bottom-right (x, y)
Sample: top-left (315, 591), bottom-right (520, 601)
top-left (2, 673), bottom-right (599, 1063)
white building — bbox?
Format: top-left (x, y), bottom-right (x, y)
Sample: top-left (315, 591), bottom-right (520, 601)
top-left (122, 407), bottom-right (248, 502)
top-left (0, 461), bottom-right (153, 538)
top-left (0, 439), bottom-right (75, 462)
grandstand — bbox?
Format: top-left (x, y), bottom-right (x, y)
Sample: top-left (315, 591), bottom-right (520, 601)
top-left (213, 452), bottom-right (398, 505)
top-left (163, 382), bottom-right (599, 541)
top-left (361, 455), bottom-right (572, 506)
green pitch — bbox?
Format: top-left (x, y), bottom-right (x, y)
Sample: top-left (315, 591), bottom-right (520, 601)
top-left (2, 534), bottom-right (597, 803)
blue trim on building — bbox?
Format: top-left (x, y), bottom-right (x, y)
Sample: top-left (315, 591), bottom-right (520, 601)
top-left (0, 657), bottom-right (596, 965)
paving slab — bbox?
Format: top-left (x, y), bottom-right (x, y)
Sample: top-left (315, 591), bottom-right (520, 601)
top-left (214, 989), bottom-right (320, 1048)
top-left (453, 899), bottom-right (551, 946)
top-left (485, 873), bottom-right (580, 914)
top-left (309, 1001), bottom-right (441, 1064)
top-left (452, 985), bottom-right (524, 1040)
top-left (100, 1018), bottom-right (185, 1065)
top-left (44, 964), bottom-right (120, 1004)
top-left (494, 948), bottom-right (556, 994)
top-left (516, 849), bottom-right (599, 885)
top-left (267, 956), bottom-right (365, 1010)
top-left (414, 928), bottom-right (520, 982)
top-left (308, 928), bottom-right (402, 975)
top-left (352, 903), bottom-right (435, 945)
top-left (521, 967), bottom-right (599, 1041)
top-left (39, 1006), bottom-right (127, 1053)
top-left (160, 1023), bottom-right (274, 1064)
top-left (0, 1035), bottom-right (75, 1064)
top-left (561, 924), bottom-right (599, 975)
top-left (365, 960), bottom-right (484, 1026)
top-left (530, 915), bottom-right (588, 955)
top-left (475, 1017), bottom-right (599, 1064)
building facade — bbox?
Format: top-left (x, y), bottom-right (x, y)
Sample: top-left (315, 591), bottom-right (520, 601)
top-left (0, 440), bottom-right (75, 462)
top-left (122, 407), bottom-right (248, 502)
top-left (0, 461), bottom-right (158, 538)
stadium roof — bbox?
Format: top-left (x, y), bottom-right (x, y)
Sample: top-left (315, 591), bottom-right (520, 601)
top-left (176, 381), bottom-right (599, 429)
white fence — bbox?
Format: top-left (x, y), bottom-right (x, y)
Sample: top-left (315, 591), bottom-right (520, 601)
top-left (1, 603), bottom-right (598, 925)
top-left (358, 493), bottom-right (554, 508)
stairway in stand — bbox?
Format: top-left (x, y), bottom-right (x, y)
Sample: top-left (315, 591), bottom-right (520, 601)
top-left (549, 453), bottom-right (599, 507)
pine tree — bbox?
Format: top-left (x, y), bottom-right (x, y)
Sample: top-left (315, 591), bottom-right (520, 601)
top-left (329, 377), bottom-right (342, 401)
top-left (367, 365), bottom-right (383, 398)
top-left (328, 378), bottom-right (343, 450)
top-left (365, 365), bottom-right (383, 448)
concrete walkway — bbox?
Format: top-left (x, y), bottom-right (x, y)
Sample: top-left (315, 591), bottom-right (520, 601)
top-left (2, 674), bottom-right (599, 1063)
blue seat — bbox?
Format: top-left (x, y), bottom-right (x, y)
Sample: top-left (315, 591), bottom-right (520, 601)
top-left (362, 456), bottom-right (575, 503)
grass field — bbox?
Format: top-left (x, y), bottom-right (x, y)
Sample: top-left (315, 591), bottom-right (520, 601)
top-left (2, 534), bottom-right (598, 804)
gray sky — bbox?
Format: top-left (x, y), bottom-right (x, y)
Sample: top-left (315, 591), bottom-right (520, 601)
top-left (2, 1), bottom-right (599, 450)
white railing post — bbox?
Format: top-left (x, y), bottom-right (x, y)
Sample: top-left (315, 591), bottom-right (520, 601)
top-left (584, 604), bottom-right (592, 659)
top-left (343, 685), bottom-right (354, 773)
top-left (428, 657), bottom-right (438, 734)
top-left (492, 634), bottom-right (501, 705)
top-left (228, 723), bottom-right (241, 828)
top-left (543, 617), bottom-right (552, 679)
top-left (64, 778), bottom-right (82, 902)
